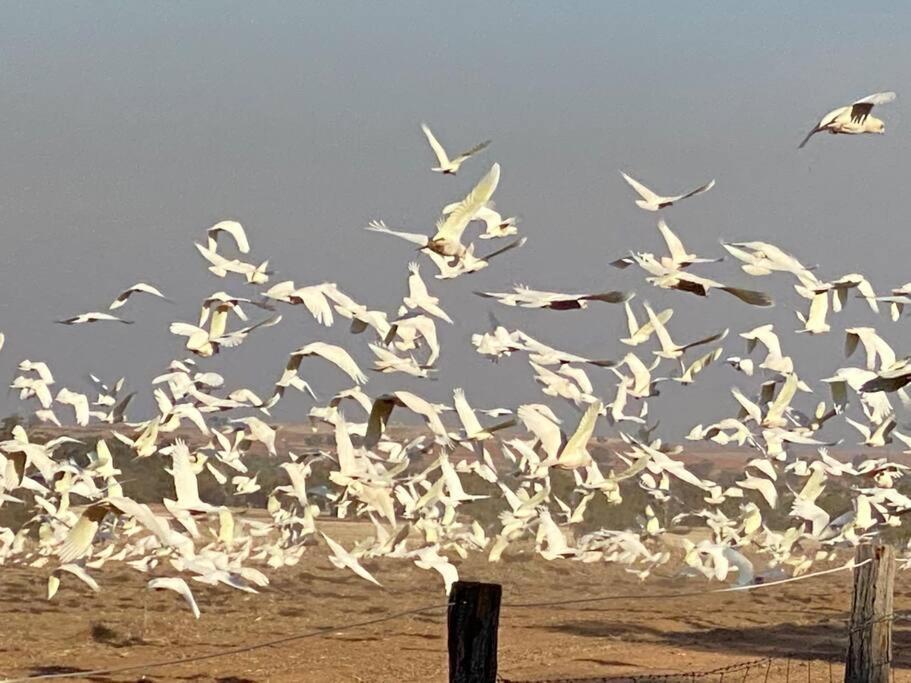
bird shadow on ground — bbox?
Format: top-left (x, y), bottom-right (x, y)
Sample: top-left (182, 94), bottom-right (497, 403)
top-left (27, 666), bottom-right (90, 676)
top-left (25, 665), bottom-right (259, 683)
top-left (574, 657), bottom-right (638, 667)
top-left (90, 622), bottom-right (147, 648)
top-left (176, 676), bottom-right (259, 683)
top-left (540, 615), bottom-right (911, 668)
top-left (24, 666), bottom-right (115, 683)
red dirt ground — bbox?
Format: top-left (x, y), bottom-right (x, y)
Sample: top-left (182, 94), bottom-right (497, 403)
top-left (2, 520), bottom-right (910, 682)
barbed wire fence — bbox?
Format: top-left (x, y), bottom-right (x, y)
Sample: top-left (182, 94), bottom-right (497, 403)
top-left (1, 546), bottom-right (905, 682)
top-left (498, 656), bottom-right (793, 683)
top-left (496, 611), bottom-right (911, 683)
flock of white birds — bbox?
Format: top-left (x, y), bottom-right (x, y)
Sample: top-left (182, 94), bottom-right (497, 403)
top-left (1, 92), bottom-right (910, 621)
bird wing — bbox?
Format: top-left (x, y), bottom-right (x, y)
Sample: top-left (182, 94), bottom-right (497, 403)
top-left (853, 277), bottom-right (879, 313)
top-left (57, 503), bottom-right (109, 562)
top-left (479, 236), bottom-right (527, 262)
top-left (57, 388), bottom-right (90, 426)
top-left (216, 315), bottom-right (282, 349)
top-left (580, 290), bottom-right (634, 305)
top-left (869, 331), bottom-right (896, 368)
top-left (453, 388), bottom-right (485, 436)
top-left (657, 219), bottom-right (689, 264)
top-left (395, 391), bottom-right (450, 444)
top-left (742, 324), bottom-right (780, 358)
top-left (766, 373), bottom-right (799, 424)
top-left (320, 532), bottom-right (348, 559)
top-left (295, 286), bottom-right (335, 327)
top-left (611, 453), bottom-right (652, 481)
top-left (194, 241), bottom-right (230, 270)
top-left (517, 404), bottom-right (563, 459)
top-left (365, 220), bottom-right (429, 246)
top-left (427, 248), bottom-right (465, 278)
top-left (408, 315), bottom-right (440, 365)
top-left (452, 139), bottom-right (492, 164)
top-left (349, 557), bottom-right (382, 586)
top-left (677, 347), bottom-right (722, 383)
top-left (559, 364), bottom-right (593, 393)
top-left (57, 564), bottom-right (100, 592)
top-left (407, 261), bottom-right (430, 299)
top-left (625, 306), bottom-right (672, 345)
top-left (299, 342), bottom-right (367, 384)
top-left (643, 302), bottom-right (676, 353)
top-left (419, 551), bottom-right (459, 594)
top-left (623, 301), bottom-right (639, 337)
top-left (610, 255), bottom-right (636, 269)
top-left (623, 352), bottom-right (654, 395)
top-left (853, 91), bottom-right (897, 107)
top-left (321, 282), bottom-right (358, 311)
top-left (365, 395), bottom-right (396, 448)
top-left (824, 376), bottom-right (849, 411)
top-left (110, 283), bottom-right (167, 310)
top-left (107, 496), bottom-right (176, 546)
top-left (208, 220), bottom-right (250, 254)
top-left (109, 291), bottom-right (131, 310)
top-left (844, 329), bottom-right (861, 362)
top-left (421, 123), bottom-right (450, 166)
top-left (475, 290), bottom-right (509, 306)
top-left (132, 282), bottom-right (166, 298)
top-left (334, 412), bottom-right (359, 477)
top-left (674, 178), bottom-right (715, 202)
top-left (720, 286), bottom-right (774, 307)
top-left (658, 274), bottom-right (708, 296)
top-left (739, 474), bottom-right (778, 508)
top-left (731, 387), bottom-right (762, 423)
top-left (559, 401), bottom-right (602, 464)
top-left (149, 577), bottom-right (201, 618)
top-left (346, 386), bottom-right (375, 414)
top-left (434, 163), bottom-right (501, 244)
top-left (802, 291), bottom-right (829, 330)
top-left (23, 360), bottom-right (55, 384)
top-left (680, 328), bottom-right (728, 353)
top-left (723, 547), bottom-right (755, 586)
top-left (322, 533), bottom-right (382, 586)
top-left (170, 440), bottom-right (201, 506)
top-left (850, 91), bottom-right (896, 122)
top-left (369, 342), bottom-right (406, 367)
top-left (170, 322), bottom-right (209, 348)
top-left (620, 172), bottom-right (660, 203)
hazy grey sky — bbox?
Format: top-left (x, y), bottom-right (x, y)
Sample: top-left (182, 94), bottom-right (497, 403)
top-left (2, 2), bottom-right (910, 435)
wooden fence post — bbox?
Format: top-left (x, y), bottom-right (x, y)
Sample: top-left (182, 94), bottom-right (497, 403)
top-left (845, 543), bottom-right (894, 683)
top-left (448, 581), bottom-right (502, 683)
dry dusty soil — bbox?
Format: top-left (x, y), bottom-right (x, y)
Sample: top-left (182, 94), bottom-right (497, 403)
top-left (1, 520), bottom-right (911, 682)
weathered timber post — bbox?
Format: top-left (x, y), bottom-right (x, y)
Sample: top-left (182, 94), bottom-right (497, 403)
top-left (845, 543), bottom-right (895, 683)
top-left (448, 581), bottom-right (502, 683)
